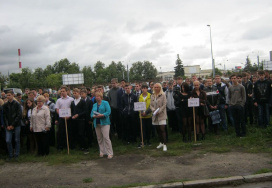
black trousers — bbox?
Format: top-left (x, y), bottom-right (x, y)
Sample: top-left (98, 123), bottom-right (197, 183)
top-left (85, 120), bottom-right (93, 147)
top-left (244, 100), bottom-right (253, 125)
top-left (35, 132), bottom-right (49, 156)
top-left (141, 118), bottom-right (152, 143)
top-left (167, 110), bottom-right (178, 131)
top-left (71, 119), bottom-right (85, 149)
top-left (175, 108), bottom-right (183, 132)
top-left (123, 114), bottom-right (136, 142)
top-left (57, 118), bottom-right (72, 149)
top-left (111, 108), bottom-right (121, 138)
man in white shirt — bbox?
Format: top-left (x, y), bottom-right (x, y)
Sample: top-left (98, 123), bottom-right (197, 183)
top-left (55, 85), bottom-right (74, 150)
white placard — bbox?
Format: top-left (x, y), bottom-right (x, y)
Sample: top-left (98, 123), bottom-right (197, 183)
top-left (134, 102), bottom-right (146, 111)
top-left (59, 108), bottom-right (71, 117)
top-left (188, 98), bottom-right (200, 107)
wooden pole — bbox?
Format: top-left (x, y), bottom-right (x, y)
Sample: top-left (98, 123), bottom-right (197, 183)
top-left (65, 117), bottom-right (70, 155)
top-left (139, 112), bottom-right (144, 148)
top-left (193, 107), bottom-right (196, 142)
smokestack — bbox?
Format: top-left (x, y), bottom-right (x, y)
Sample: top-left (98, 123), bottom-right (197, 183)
top-left (270, 51), bottom-right (272, 61)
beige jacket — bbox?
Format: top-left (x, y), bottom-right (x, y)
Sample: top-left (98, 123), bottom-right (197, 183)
top-left (150, 93), bottom-right (167, 122)
top-left (30, 106), bottom-right (51, 132)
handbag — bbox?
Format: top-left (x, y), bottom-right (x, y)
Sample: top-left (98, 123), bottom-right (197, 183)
top-left (203, 105), bottom-right (210, 117)
top-left (209, 110), bottom-right (221, 124)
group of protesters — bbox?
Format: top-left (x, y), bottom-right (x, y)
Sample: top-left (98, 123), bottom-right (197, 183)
top-left (0, 70), bottom-right (271, 161)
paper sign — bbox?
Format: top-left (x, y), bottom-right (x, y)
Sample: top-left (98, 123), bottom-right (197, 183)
top-left (134, 102), bottom-right (146, 111)
top-left (59, 108), bottom-right (71, 117)
top-left (188, 98), bottom-right (200, 107)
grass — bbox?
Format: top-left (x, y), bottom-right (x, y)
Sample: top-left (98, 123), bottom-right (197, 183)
top-left (82, 177), bottom-right (93, 183)
top-left (254, 168), bottom-right (272, 174)
top-left (1, 123), bottom-right (272, 165)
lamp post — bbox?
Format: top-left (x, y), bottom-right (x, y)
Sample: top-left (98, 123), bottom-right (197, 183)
top-left (207, 25), bottom-right (215, 78)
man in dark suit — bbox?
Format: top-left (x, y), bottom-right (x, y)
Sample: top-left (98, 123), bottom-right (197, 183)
top-left (80, 89), bottom-right (93, 150)
top-left (70, 88), bottom-right (86, 150)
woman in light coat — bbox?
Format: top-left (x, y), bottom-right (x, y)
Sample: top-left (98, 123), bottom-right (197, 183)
top-left (30, 95), bottom-right (51, 156)
top-left (150, 83), bottom-right (167, 151)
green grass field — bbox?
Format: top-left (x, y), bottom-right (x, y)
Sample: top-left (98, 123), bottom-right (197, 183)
top-left (0, 124), bottom-right (272, 165)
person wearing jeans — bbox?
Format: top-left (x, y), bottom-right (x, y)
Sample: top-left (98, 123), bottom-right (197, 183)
top-left (214, 75), bottom-right (229, 131)
top-left (253, 71), bottom-right (272, 128)
top-left (3, 91), bottom-right (22, 160)
top-left (228, 75), bottom-right (246, 137)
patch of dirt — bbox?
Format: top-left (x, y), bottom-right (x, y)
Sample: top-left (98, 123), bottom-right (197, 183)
top-left (0, 151), bottom-right (272, 188)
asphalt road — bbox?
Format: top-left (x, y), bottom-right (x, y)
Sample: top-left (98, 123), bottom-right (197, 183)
top-left (220, 181), bottom-right (272, 188)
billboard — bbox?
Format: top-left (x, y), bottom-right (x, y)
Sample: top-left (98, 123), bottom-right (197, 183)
top-left (62, 73), bottom-right (84, 85)
top-left (263, 61), bottom-right (272, 70)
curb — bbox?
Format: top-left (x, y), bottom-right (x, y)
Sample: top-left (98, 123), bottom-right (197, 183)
top-left (133, 172), bottom-right (272, 188)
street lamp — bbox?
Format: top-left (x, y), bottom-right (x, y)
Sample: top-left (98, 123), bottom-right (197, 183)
top-left (207, 25), bottom-right (215, 78)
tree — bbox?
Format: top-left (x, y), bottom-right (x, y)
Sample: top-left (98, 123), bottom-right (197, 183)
top-left (174, 54), bottom-right (184, 78)
top-left (0, 72), bottom-right (7, 90)
top-left (129, 61), bottom-right (144, 81)
top-left (129, 61), bottom-right (157, 81)
top-left (214, 68), bottom-right (222, 76)
top-left (52, 58), bottom-right (80, 74)
top-left (93, 61), bottom-right (106, 84)
top-left (243, 56), bottom-right (253, 72)
top-left (46, 73), bottom-right (64, 89)
top-left (82, 66), bottom-right (94, 87)
top-left (116, 61), bottom-right (126, 81)
top-left (142, 61), bottom-right (157, 80)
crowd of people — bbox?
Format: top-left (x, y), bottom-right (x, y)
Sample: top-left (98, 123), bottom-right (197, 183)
top-left (0, 70), bottom-right (271, 161)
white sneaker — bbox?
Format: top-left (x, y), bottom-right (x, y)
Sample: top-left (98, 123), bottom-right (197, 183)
top-left (156, 143), bottom-right (163, 149)
top-left (163, 144), bottom-right (167, 151)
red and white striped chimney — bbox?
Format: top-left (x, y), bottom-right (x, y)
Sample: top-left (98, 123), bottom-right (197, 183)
top-left (18, 49), bottom-right (22, 69)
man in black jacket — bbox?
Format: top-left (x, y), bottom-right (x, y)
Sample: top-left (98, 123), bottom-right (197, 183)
top-left (3, 91), bottom-right (22, 161)
top-left (242, 73), bottom-right (254, 125)
top-left (80, 89), bottom-right (93, 149)
top-left (204, 77), bottom-right (220, 133)
top-left (120, 84), bottom-right (138, 143)
top-left (253, 71), bottom-right (272, 128)
top-left (71, 88), bottom-right (86, 150)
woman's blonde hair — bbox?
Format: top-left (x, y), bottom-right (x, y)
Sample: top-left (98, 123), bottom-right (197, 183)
top-left (153, 83), bottom-right (163, 96)
top-left (36, 95), bottom-right (46, 103)
top-left (95, 91), bottom-right (103, 98)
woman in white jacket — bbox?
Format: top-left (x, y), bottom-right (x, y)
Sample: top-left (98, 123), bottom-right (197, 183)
top-left (30, 95), bottom-right (51, 156)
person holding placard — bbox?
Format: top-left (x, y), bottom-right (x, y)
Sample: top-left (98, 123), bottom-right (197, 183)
top-left (191, 81), bottom-right (207, 140)
top-left (91, 91), bottom-right (113, 159)
top-left (150, 83), bottom-right (167, 151)
top-left (138, 84), bottom-right (152, 147)
top-left (55, 85), bottom-right (74, 150)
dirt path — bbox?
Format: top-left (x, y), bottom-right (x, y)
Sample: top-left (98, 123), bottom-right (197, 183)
top-left (0, 152), bottom-right (271, 188)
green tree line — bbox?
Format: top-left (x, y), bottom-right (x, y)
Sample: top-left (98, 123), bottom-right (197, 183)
top-left (5, 58), bottom-right (158, 89)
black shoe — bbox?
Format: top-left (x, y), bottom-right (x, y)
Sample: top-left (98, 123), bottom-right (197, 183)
top-left (14, 156), bottom-right (19, 162)
top-left (6, 157), bottom-right (12, 162)
top-left (201, 134), bottom-right (205, 140)
top-left (147, 142), bottom-right (152, 146)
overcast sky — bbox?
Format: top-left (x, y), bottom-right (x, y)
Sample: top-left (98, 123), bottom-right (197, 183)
top-left (1, 0), bottom-right (272, 75)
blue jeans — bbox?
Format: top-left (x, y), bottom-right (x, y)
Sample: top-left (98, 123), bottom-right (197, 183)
top-left (258, 103), bottom-right (270, 127)
top-left (230, 105), bottom-right (246, 137)
top-left (218, 104), bottom-right (227, 130)
top-left (6, 126), bottom-right (21, 158)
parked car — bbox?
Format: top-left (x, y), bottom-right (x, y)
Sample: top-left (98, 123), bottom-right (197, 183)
top-left (4, 88), bottom-right (23, 95)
